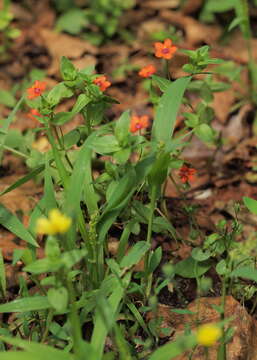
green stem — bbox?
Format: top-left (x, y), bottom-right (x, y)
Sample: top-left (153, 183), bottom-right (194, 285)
top-left (241, 0), bottom-right (255, 100)
top-left (41, 308), bottom-right (54, 343)
top-left (3, 145), bottom-right (28, 159)
top-left (219, 277), bottom-right (227, 360)
top-left (144, 185), bottom-right (157, 299)
top-left (162, 59), bottom-right (171, 80)
top-left (46, 126), bottom-right (69, 190)
top-left (66, 276), bottom-right (83, 359)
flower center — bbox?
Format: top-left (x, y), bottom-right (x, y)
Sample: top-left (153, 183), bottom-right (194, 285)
top-left (34, 87), bottom-right (41, 94)
top-left (135, 123), bottom-right (141, 129)
top-left (162, 48), bottom-right (169, 54)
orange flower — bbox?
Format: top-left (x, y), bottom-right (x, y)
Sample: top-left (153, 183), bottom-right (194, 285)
top-left (179, 165), bottom-right (196, 183)
top-left (154, 38), bottom-right (177, 60)
top-left (27, 80), bottom-right (46, 100)
top-left (27, 108), bottom-right (42, 121)
top-left (93, 75), bottom-right (111, 92)
top-left (130, 115), bottom-right (150, 133)
top-left (139, 64), bottom-right (157, 78)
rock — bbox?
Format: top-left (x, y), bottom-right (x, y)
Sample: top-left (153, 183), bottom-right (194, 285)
top-left (173, 296), bottom-right (257, 360)
top-left (147, 296), bottom-right (257, 358)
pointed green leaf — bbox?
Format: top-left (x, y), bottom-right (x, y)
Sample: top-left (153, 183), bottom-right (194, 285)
top-left (0, 204), bottom-right (38, 247)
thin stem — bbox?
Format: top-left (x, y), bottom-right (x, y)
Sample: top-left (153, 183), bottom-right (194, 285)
top-left (41, 309), bottom-right (54, 343)
top-left (66, 276), bottom-right (83, 359)
top-left (3, 145), bottom-right (28, 159)
top-left (219, 276), bottom-right (227, 360)
top-left (46, 126), bottom-right (69, 190)
top-left (162, 59), bottom-right (171, 80)
top-left (144, 185), bottom-right (157, 300)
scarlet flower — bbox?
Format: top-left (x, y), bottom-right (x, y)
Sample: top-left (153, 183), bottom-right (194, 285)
top-left (93, 75), bottom-right (111, 92)
top-left (27, 108), bottom-right (42, 121)
top-left (154, 38), bottom-right (177, 60)
top-left (130, 115), bottom-right (150, 133)
top-left (179, 165), bottom-right (196, 183)
top-left (27, 80), bottom-right (46, 100)
top-left (138, 64), bottom-right (157, 78)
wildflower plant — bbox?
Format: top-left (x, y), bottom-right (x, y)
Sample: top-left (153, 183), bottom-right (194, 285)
top-left (0, 0), bottom-right (20, 59)
top-left (0, 36), bottom-right (249, 360)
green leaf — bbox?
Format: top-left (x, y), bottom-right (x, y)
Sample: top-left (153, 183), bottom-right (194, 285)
top-left (152, 76), bottom-right (191, 143)
top-left (120, 241), bottom-right (150, 268)
top-left (151, 75), bottom-right (171, 92)
top-left (89, 135), bottom-right (121, 155)
top-left (44, 159), bottom-right (57, 212)
top-left (71, 93), bottom-right (91, 114)
top-left (0, 204), bottom-right (38, 247)
top-left (170, 309), bottom-right (196, 315)
top-left (148, 152), bottom-right (170, 187)
top-left (194, 123), bottom-right (215, 144)
top-left (56, 8), bottom-right (87, 35)
top-left (191, 248), bottom-right (211, 261)
top-left (216, 259), bottom-right (228, 276)
top-left (148, 246), bottom-right (162, 274)
top-left (60, 56), bottom-right (77, 80)
top-left (91, 276), bottom-right (128, 358)
top-left (0, 352), bottom-right (44, 360)
top-left (65, 132), bottom-right (98, 216)
top-left (52, 112), bottom-right (73, 126)
top-left (0, 95), bottom-right (24, 163)
top-left (0, 164), bottom-right (45, 196)
top-left (23, 258), bottom-right (61, 274)
top-left (0, 335), bottom-right (74, 360)
top-left (243, 196), bottom-right (257, 215)
top-left (174, 256), bottom-right (212, 278)
top-left (0, 296), bottom-right (50, 312)
top-left (61, 248), bottom-right (87, 268)
top-left (47, 83), bottom-right (73, 106)
top-left (114, 110), bottom-right (130, 143)
top-left (0, 90), bottom-right (16, 108)
top-left (63, 128), bottom-right (80, 149)
top-left (47, 287), bottom-right (68, 312)
top-left (0, 249), bottom-right (6, 297)
top-left (230, 266), bottom-right (257, 282)
top-left (149, 334), bottom-right (196, 360)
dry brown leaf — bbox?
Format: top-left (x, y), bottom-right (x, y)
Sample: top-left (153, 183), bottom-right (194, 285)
top-left (39, 29), bottom-right (98, 75)
top-left (141, 0), bottom-right (179, 9)
top-left (213, 89), bottom-right (235, 124)
top-left (181, 0), bottom-right (204, 14)
top-left (0, 176), bottom-right (41, 214)
top-left (160, 10), bottom-right (221, 46)
top-left (215, 31), bottom-right (257, 65)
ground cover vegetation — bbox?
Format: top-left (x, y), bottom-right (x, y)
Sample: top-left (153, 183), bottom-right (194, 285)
top-left (1, 0), bottom-right (257, 359)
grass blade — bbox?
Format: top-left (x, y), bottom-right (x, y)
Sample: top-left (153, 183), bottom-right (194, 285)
top-left (0, 204), bottom-right (38, 247)
top-left (152, 77), bottom-right (191, 143)
top-left (0, 296), bottom-right (50, 312)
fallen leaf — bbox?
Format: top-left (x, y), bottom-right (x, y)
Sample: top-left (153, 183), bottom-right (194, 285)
top-left (39, 29), bottom-right (98, 75)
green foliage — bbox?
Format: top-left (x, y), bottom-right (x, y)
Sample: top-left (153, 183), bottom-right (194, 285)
top-left (54, 0), bottom-right (135, 44)
top-left (0, 38), bottom-right (252, 360)
top-left (0, 1), bottom-right (20, 57)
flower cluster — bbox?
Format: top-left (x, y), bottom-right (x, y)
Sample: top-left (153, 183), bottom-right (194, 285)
top-left (36, 209), bottom-right (71, 235)
top-left (178, 165), bottom-right (196, 183)
top-left (130, 115), bottom-right (149, 133)
top-left (93, 75), bottom-right (111, 92)
top-left (154, 38), bottom-right (177, 60)
top-left (138, 64), bottom-right (156, 78)
top-left (27, 80), bottom-right (46, 100)
top-left (27, 108), bottom-right (42, 121)
top-left (138, 38), bottom-right (177, 78)
top-left (196, 323), bottom-right (222, 347)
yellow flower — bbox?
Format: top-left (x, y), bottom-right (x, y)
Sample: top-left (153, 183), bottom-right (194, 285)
top-left (196, 324), bottom-right (222, 347)
top-left (36, 209), bottom-right (71, 235)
